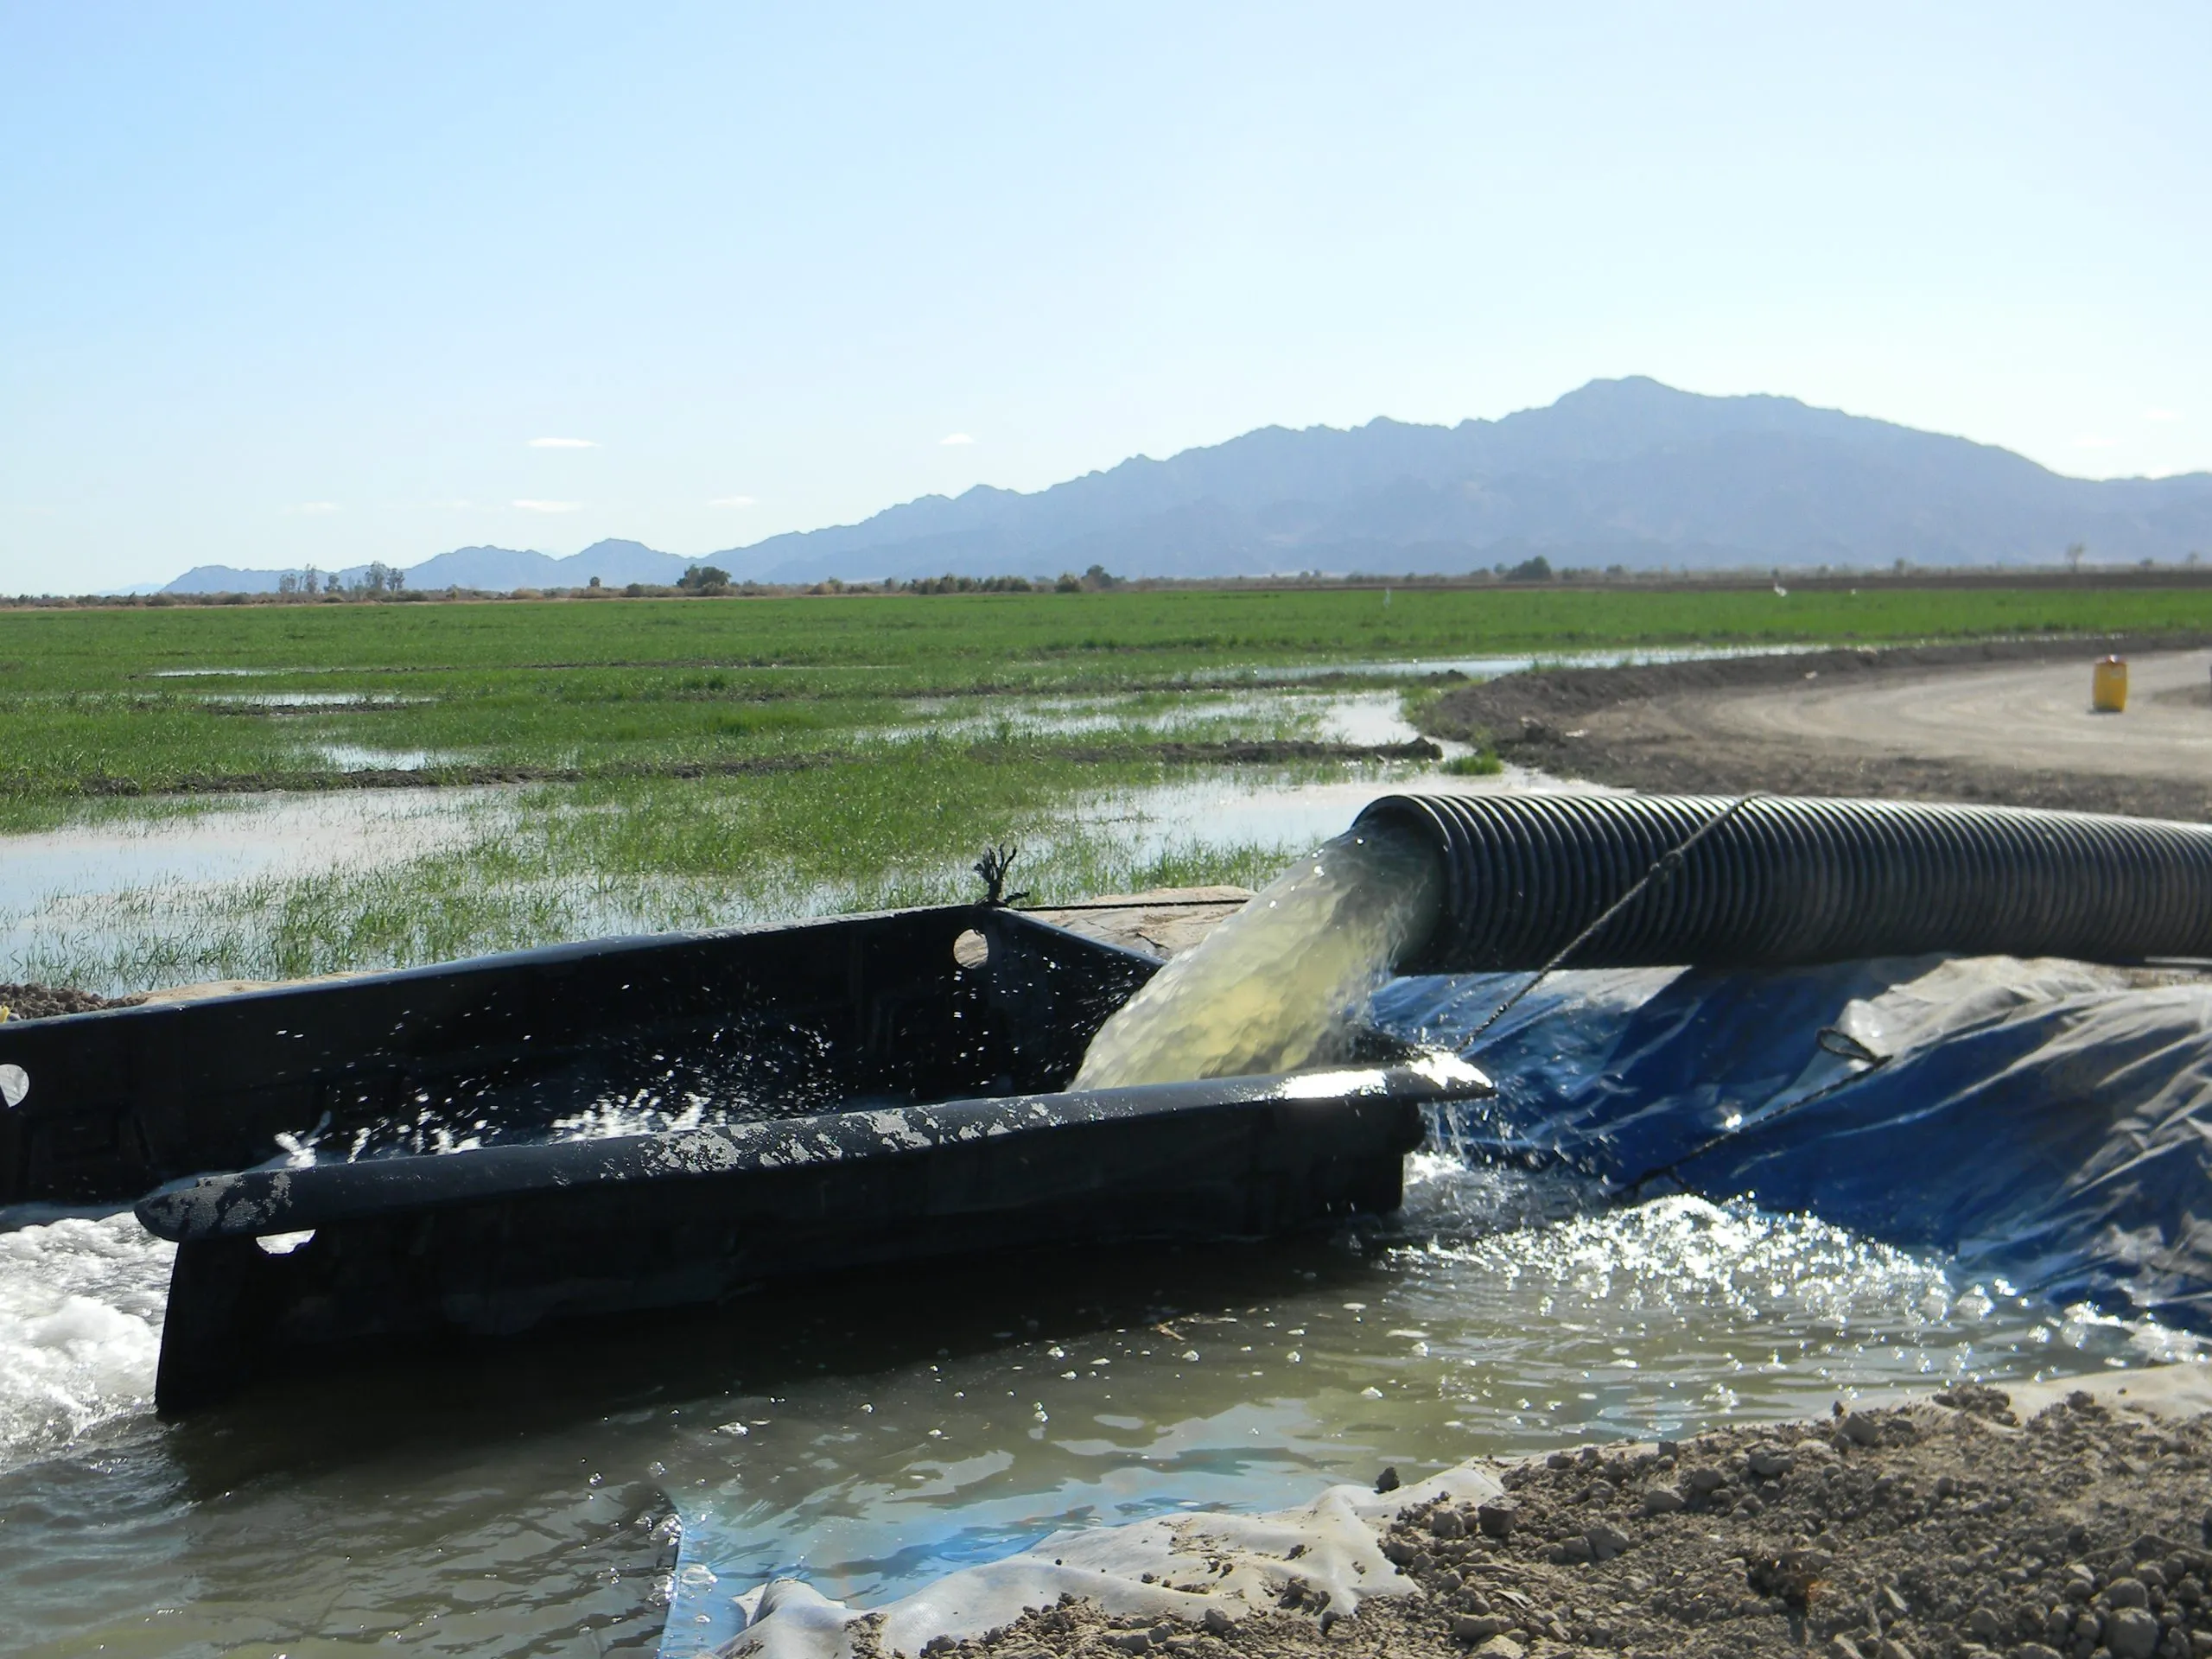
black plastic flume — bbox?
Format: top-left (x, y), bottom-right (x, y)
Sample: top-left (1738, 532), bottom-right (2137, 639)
top-left (1357, 793), bottom-right (2212, 974)
top-left (0, 903), bottom-right (1482, 1413)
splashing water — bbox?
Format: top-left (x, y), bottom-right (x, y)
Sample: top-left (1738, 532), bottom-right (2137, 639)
top-left (0, 1211), bottom-right (173, 1460)
top-left (1073, 823), bottom-right (1441, 1088)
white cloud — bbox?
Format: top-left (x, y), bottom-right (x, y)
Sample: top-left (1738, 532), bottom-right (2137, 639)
top-left (512, 499), bottom-right (582, 512)
top-left (290, 501), bottom-right (340, 515)
top-left (2072, 435), bottom-right (2119, 449)
top-left (2145, 409), bottom-right (2184, 423)
top-left (528, 436), bottom-right (599, 448)
top-left (709, 494), bottom-right (759, 507)
top-left (939, 432), bottom-right (975, 446)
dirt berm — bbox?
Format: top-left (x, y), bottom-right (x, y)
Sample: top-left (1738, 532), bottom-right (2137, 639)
top-left (957, 1370), bottom-right (2212, 1659)
top-left (1418, 636), bottom-right (2212, 823)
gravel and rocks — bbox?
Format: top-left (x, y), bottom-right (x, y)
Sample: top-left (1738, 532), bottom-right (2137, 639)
top-left (0, 980), bottom-right (134, 1019)
top-left (946, 1382), bottom-right (2212, 1659)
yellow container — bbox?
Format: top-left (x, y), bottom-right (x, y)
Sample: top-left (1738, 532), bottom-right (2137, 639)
top-left (2092, 655), bottom-right (2128, 713)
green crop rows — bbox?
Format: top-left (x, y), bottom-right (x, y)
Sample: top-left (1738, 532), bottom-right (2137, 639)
top-left (0, 586), bottom-right (2201, 799)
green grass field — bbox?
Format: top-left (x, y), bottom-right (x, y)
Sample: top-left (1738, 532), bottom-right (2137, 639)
top-left (1, 585), bottom-right (2203, 799)
top-left (0, 585), bottom-right (2199, 994)
top-left (12, 584), bottom-right (2209, 687)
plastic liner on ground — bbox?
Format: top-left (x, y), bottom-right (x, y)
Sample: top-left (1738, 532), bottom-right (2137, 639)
top-left (682, 1459), bottom-right (1505, 1659)
top-left (1377, 954), bottom-right (2212, 1326)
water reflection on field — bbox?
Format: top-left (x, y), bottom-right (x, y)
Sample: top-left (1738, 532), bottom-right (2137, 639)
top-left (0, 684), bottom-right (1523, 996)
top-left (0, 791), bottom-right (506, 980)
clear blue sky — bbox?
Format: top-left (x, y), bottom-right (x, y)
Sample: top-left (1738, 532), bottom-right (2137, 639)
top-left (3, 2), bottom-right (2206, 590)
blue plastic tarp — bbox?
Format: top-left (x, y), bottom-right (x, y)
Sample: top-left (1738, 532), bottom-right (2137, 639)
top-left (1375, 957), bottom-right (2212, 1328)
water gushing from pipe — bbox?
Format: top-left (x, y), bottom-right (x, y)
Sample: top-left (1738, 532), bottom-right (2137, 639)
top-left (1071, 823), bottom-right (1441, 1088)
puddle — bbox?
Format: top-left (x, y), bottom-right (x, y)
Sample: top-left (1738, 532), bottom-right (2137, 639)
top-left (1312, 691), bottom-right (1427, 746)
top-left (0, 1160), bottom-right (2180, 1658)
top-left (883, 687), bottom-right (1484, 754)
top-left (1204, 643), bottom-right (1829, 683)
top-left (302, 743), bottom-right (468, 772)
top-left (200, 691), bottom-right (429, 709)
top-left (0, 791), bottom-right (499, 913)
top-left (0, 791), bottom-right (507, 986)
top-left (0, 736), bottom-right (1588, 996)
top-left (883, 689), bottom-right (1421, 747)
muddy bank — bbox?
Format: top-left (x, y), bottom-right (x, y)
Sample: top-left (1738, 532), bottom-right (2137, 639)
top-left (953, 1373), bottom-right (2212, 1659)
top-left (1420, 636), bottom-right (2212, 822)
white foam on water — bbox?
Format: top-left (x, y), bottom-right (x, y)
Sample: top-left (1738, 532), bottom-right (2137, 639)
top-left (0, 1211), bottom-right (173, 1459)
top-left (1073, 823), bottom-right (1440, 1088)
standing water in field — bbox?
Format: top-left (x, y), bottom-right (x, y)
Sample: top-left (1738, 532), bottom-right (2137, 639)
top-left (1073, 823), bottom-right (1441, 1088)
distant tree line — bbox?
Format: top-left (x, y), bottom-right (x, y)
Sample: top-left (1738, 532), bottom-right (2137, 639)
top-left (8, 549), bottom-right (2208, 610)
top-left (274, 563), bottom-right (407, 596)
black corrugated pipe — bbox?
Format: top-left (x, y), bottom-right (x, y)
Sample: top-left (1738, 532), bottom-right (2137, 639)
top-left (1355, 793), bottom-right (2212, 975)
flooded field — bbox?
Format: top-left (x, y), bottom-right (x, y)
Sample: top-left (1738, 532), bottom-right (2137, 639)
top-left (0, 683), bottom-right (1538, 998)
top-left (0, 641), bottom-right (1929, 1002)
top-left (0, 791), bottom-right (515, 994)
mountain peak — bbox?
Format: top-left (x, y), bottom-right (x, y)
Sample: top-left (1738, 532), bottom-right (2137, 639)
top-left (160, 381), bottom-right (2212, 596)
top-left (709, 380), bottom-right (2209, 581)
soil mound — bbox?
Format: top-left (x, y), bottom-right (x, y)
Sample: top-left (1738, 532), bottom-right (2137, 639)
top-left (962, 1387), bottom-right (2212, 1659)
top-left (0, 981), bottom-right (135, 1020)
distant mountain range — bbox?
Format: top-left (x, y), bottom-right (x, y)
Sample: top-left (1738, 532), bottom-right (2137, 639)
top-left (162, 378), bottom-right (2212, 594)
top-left (163, 539), bottom-right (695, 595)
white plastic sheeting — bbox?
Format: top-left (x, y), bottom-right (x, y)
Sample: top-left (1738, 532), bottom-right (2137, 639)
top-left (714, 1461), bottom-right (1503, 1659)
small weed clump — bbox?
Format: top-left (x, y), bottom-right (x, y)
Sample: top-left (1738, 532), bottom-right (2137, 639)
top-left (1441, 751), bottom-right (1505, 777)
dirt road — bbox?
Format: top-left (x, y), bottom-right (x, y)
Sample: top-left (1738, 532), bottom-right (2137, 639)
top-left (1685, 650), bottom-right (2212, 784)
top-left (1422, 638), bottom-right (2212, 822)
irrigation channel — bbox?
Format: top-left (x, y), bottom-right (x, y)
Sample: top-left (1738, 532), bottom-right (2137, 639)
top-left (3, 681), bottom-right (2209, 1657)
